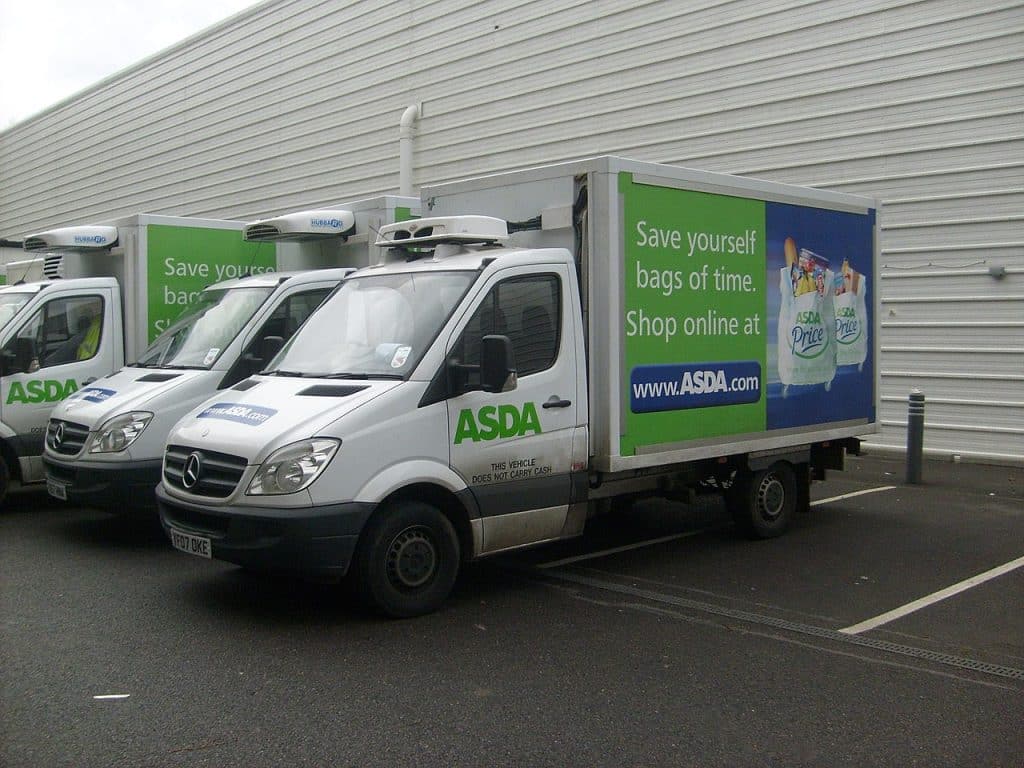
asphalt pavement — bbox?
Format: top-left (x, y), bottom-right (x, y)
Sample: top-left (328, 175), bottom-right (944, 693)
top-left (1, 452), bottom-right (1021, 767)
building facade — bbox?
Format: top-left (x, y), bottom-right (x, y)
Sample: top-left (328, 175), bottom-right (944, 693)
top-left (1, 0), bottom-right (1021, 463)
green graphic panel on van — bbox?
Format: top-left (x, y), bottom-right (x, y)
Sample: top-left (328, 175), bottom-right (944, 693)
top-left (146, 225), bottom-right (275, 342)
top-left (619, 173), bottom-right (767, 455)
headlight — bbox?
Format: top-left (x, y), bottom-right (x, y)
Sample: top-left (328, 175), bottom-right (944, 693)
top-left (247, 438), bottom-right (340, 495)
top-left (89, 412), bottom-right (153, 453)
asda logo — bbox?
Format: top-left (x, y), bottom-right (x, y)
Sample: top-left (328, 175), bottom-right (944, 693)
top-left (6, 379), bottom-right (79, 404)
top-left (790, 309), bottom-right (829, 359)
top-left (454, 403), bottom-right (542, 444)
top-left (795, 310), bottom-right (822, 324)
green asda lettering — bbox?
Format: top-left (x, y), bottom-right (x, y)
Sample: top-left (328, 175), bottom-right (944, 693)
top-left (454, 402), bottom-right (542, 444)
top-left (795, 310), bottom-right (822, 324)
top-left (6, 379), bottom-right (79, 404)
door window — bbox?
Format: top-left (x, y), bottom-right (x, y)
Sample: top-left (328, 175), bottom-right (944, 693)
top-left (251, 288), bottom-right (333, 343)
top-left (454, 274), bottom-right (560, 388)
top-left (223, 288), bottom-right (334, 387)
top-left (3, 295), bottom-right (104, 371)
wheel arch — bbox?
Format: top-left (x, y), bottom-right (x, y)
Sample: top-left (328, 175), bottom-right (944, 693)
top-left (352, 459), bottom-right (476, 561)
top-left (372, 482), bottom-right (477, 565)
top-left (726, 459), bottom-right (800, 539)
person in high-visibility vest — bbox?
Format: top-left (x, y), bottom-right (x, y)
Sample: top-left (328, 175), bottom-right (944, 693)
top-left (76, 311), bottom-right (102, 360)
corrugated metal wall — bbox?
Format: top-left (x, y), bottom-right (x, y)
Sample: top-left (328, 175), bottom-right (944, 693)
top-left (1, 0), bottom-right (1021, 463)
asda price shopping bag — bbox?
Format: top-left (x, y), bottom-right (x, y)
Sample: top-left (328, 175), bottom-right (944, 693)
top-left (833, 259), bottom-right (868, 369)
top-left (777, 245), bottom-right (837, 392)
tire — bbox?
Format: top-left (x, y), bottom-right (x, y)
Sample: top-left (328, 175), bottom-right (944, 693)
top-left (353, 501), bottom-right (460, 618)
top-left (0, 455), bottom-right (9, 506)
top-left (726, 461), bottom-right (797, 539)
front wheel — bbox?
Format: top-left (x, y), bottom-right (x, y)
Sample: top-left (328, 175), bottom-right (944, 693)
top-left (352, 501), bottom-right (460, 618)
top-left (726, 462), bottom-right (797, 539)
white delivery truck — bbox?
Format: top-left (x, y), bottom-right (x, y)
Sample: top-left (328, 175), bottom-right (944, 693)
top-left (156, 157), bottom-right (878, 617)
top-left (38, 197), bottom-right (418, 511)
top-left (1, 215), bottom-right (261, 503)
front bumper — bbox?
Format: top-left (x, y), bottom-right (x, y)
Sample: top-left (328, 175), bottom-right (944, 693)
top-left (43, 455), bottom-right (162, 512)
top-left (156, 483), bottom-right (376, 577)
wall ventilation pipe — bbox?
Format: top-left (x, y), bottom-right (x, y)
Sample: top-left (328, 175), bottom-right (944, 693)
top-left (399, 104), bottom-right (421, 197)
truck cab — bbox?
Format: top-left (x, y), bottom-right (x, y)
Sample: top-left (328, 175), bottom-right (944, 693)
top-left (157, 217), bottom-right (587, 616)
top-left (0, 277), bottom-right (124, 502)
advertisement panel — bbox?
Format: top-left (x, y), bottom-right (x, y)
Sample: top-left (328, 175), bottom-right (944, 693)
top-left (619, 173), bottom-right (874, 456)
top-left (146, 225), bottom-right (276, 342)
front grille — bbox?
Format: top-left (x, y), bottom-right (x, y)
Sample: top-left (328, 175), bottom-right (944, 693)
top-left (47, 419), bottom-right (90, 456)
top-left (164, 444), bottom-right (248, 498)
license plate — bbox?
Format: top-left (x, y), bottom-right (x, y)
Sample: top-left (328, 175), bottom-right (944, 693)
top-left (46, 479), bottom-right (68, 501)
top-left (169, 528), bottom-right (212, 559)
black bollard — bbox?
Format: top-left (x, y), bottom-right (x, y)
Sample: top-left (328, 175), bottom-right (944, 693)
top-left (906, 389), bottom-right (925, 484)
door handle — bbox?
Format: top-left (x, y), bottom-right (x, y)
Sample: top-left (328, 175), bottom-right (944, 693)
top-left (542, 396), bottom-right (572, 409)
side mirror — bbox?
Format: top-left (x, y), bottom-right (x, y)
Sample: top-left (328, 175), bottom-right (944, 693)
top-left (261, 335), bottom-right (284, 363)
top-left (243, 335), bottom-right (285, 372)
top-left (4, 337), bottom-right (37, 374)
top-left (480, 334), bottom-right (517, 393)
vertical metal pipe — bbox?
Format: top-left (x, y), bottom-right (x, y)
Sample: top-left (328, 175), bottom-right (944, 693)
top-left (399, 104), bottom-right (420, 197)
top-left (906, 389), bottom-right (925, 484)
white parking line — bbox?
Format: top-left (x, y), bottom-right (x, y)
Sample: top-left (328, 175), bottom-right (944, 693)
top-left (840, 553), bottom-right (1024, 635)
top-left (537, 528), bottom-right (714, 569)
top-left (539, 486), bottom-right (897, 570)
top-left (810, 485), bottom-right (897, 506)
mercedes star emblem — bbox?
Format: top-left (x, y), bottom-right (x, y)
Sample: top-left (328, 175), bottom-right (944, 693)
top-left (182, 452), bottom-right (202, 489)
top-left (53, 422), bottom-right (65, 447)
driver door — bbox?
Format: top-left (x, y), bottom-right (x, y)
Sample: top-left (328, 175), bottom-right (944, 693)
top-left (447, 265), bottom-right (579, 554)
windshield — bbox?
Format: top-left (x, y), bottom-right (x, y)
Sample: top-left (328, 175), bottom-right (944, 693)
top-left (135, 286), bottom-right (274, 369)
top-left (0, 292), bottom-right (33, 330)
top-left (268, 271), bottom-right (474, 378)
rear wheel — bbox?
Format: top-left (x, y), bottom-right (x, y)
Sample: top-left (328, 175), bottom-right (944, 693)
top-left (353, 501), bottom-right (460, 618)
top-left (726, 461), bottom-right (797, 539)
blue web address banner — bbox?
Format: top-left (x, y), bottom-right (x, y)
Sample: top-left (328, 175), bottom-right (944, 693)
top-left (630, 361), bottom-right (762, 413)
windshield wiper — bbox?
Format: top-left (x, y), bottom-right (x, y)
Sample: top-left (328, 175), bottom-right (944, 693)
top-left (265, 370), bottom-right (308, 377)
top-left (159, 364), bottom-right (209, 370)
